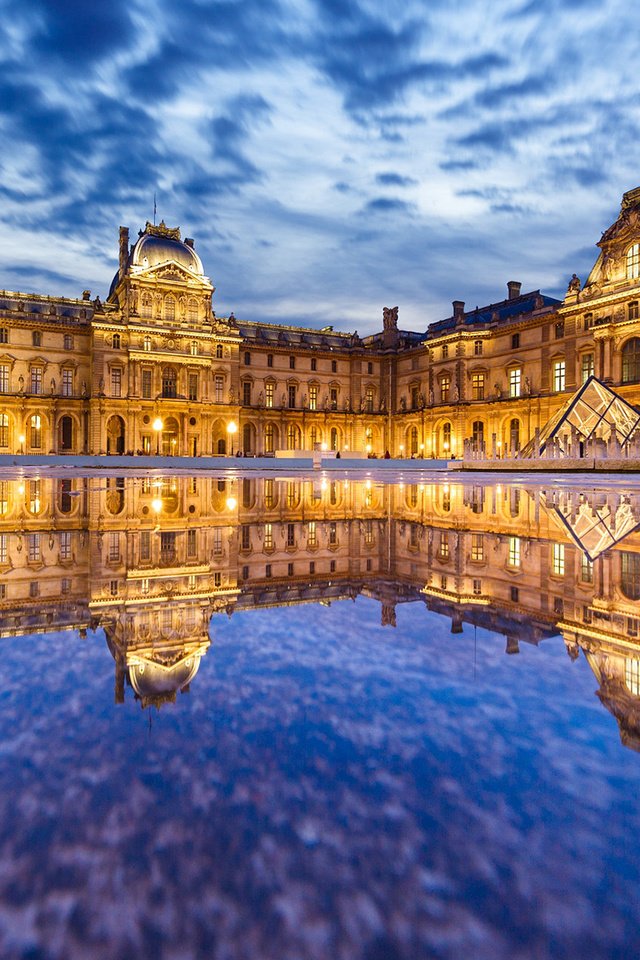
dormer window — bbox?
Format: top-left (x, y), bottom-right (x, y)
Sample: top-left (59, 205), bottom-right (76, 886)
top-left (628, 244), bottom-right (640, 279)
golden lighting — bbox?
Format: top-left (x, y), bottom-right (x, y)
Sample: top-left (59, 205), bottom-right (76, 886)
top-left (152, 417), bottom-right (163, 432)
top-left (151, 497), bottom-right (163, 513)
top-left (225, 496), bottom-right (237, 510)
top-left (226, 421), bottom-right (238, 435)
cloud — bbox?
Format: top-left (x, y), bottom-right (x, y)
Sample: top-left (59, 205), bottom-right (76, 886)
top-left (375, 172), bottom-right (418, 187)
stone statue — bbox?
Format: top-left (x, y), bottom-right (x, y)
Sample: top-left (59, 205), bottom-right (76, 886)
top-left (567, 273), bottom-right (581, 293)
top-left (523, 376), bottom-right (531, 396)
top-left (494, 383), bottom-right (502, 399)
top-left (382, 306), bottom-right (399, 330)
top-left (429, 388), bottom-right (434, 405)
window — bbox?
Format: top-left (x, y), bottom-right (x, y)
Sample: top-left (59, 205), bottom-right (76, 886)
top-left (329, 522), bottom-right (337, 546)
top-left (263, 522), bottom-right (274, 550)
top-left (111, 368), bottom-right (122, 398)
top-left (0, 414), bottom-right (7, 448)
top-left (309, 385), bottom-right (318, 410)
top-left (553, 360), bottom-right (566, 392)
top-left (29, 581), bottom-right (40, 598)
top-left (0, 481), bottom-right (7, 513)
top-left (216, 344), bottom-right (223, 359)
top-left (309, 561), bottom-right (315, 575)
top-left (368, 361), bottom-right (373, 374)
top-left (511, 333), bottom-right (520, 349)
top-left (164, 295), bottom-right (175, 320)
top-left (0, 328), bottom-right (7, 343)
top-left (265, 564), bottom-right (272, 578)
top-left (29, 414), bottom-right (42, 449)
top-left (287, 523), bottom-right (295, 548)
top-left (471, 373), bottom-right (484, 400)
top-left (287, 424), bottom-right (297, 449)
top-left (143, 335), bottom-right (151, 351)
top-left (471, 534), bottom-right (484, 562)
top-left (440, 375), bottom-right (450, 404)
top-left (141, 294), bottom-right (152, 318)
top-left (584, 313), bottom-right (593, 330)
top-left (215, 375), bottom-right (224, 403)
top-left (264, 423), bottom-right (274, 453)
top-left (442, 344), bottom-right (448, 359)
top-left (289, 356), bottom-right (295, 370)
top-left (190, 341), bottom-right (198, 356)
top-left (366, 387), bottom-right (374, 412)
top-left (188, 298), bottom-right (198, 322)
top-left (59, 531), bottom-right (72, 560)
top-left (288, 385), bottom-right (296, 408)
top-left (442, 422), bottom-right (452, 455)
top-left (330, 559), bottom-right (336, 573)
top-left (552, 543), bottom-right (565, 576)
top-left (28, 533), bottom-right (40, 562)
top-left (0, 534), bottom-right (7, 564)
top-left (0, 365), bottom-right (8, 393)
top-left (472, 420), bottom-right (484, 448)
top-left (162, 368), bottom-right (177, 398)
top-left (627, 243), bottom-right (640, 279)
top-left (554, 321), bottom-right (564, 339)
top-left (244, 351), bottom-right (251, 366)
top-left (160, 531), bottom-right (176, 563)
top-left (509, 368), bottom-right (521, 399)
top-left (308, 520), bottom-right (317, 547)
top-left (241, 525), bottom-right (251, 551)
top-left (63, 334), bottom-right (73, 350)
top-left (622, 338), bottom-right (640, 383)
top-left (266, 382), bottom-right (274, 408)
top-left (581, 353), bottom-right (594, 383)
top-left (110, 580), bottom-right (119, 597)
top-left (28, 480), bottom-right (40, 514)
top-left (139, 531), bottom-right (151, 561)
top-left (30, 367), bottom-right (43, 394)
top-left (32, 331), bottom-right (41, 347)
top-left (508, 536), bottom-right (521, 568)
top-left (510, 586), bottom-right (519, 603)
top-left (474, 340), bottom-right (483, 356)
top-left (581, 553), bottom-right (594, 584)
top-left (243, 381), bottom-right (252, 406)
top-left (267, 353), bottom-right (273, 367)
top-left (410, 385), bottom-right (419, 410)
top-left (187, 528), bottom-right (197, 558)
top-left (141, 369), bottom-right (152, 398)
top-left (473, 579), bottom-right (482, 595)
top-left (61, 369), bottom-right (73, 397)
top-left (629, 301), bottom-right (639, 321)
top-left (330, 387), bottom-right (338, 409)
top-left (331, 360), bottom-right (337, 373)
top-left (439, 532), bottom-right (449, 560)
top-left (108, 532), bottom-right (120, 562)
top-left (310, 426), bottom-right (317, 448)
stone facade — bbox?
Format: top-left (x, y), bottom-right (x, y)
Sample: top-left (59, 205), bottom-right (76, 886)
top-left (3, 189), bottom-right (640, 458)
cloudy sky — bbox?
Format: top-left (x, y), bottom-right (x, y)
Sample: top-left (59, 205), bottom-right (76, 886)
top-left (0, 0), bottom-right (637, 333)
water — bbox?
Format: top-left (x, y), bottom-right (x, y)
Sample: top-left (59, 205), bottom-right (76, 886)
top-left (0, 472), bottom-right (639, 959)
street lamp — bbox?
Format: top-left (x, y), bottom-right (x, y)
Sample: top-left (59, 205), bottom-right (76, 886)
top-left (153, 417), bottom-right (163, 455)
top-left (226, 420), bottom-right (238, 456)
top-left (399, 444), bottom-right (404, 458)
top-left (419, 443), bottom-right (424, 458)
top-left (151, 497), bottom-right (163, 514)
top-left (225, 496), bottom-right (237, 510)
top-left (18, 434), bottom-right (25, 454)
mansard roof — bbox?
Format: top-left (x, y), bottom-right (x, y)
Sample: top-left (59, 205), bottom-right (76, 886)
top-left (425, 290), bottom-right (560, 339)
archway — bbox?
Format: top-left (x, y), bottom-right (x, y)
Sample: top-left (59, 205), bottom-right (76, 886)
top-left (59, 415), bottom-right (73, 452)
top-left (106, 415), bottom-right (125, 455)
top-left (162, 417), bottom-right (180, 456)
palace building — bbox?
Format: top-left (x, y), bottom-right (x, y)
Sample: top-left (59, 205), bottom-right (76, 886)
top-left (2, 187), bottom-right (640, 458)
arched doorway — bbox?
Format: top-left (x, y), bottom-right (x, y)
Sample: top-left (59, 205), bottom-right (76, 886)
top-left (437, 422), bottom-right (452, 458)
top-left (472, 420), bottom-right (484, 452)
top-left (59, 415), bottom-right (73, 452)
top-left (408, 425), bottom-right (418, 456)
top-left (217, 438), bottom-right (227, 455)
top-left (106, 416), bottom-right (125, 455)
top-left (162, 417), bottom-right (180, 456)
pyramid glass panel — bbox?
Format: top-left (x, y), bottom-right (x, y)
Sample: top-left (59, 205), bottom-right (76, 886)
top-left (519, 377), bottom-right (640, 457)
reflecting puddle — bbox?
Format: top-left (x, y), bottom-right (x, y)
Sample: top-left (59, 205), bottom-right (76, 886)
top-left (0, 474), bottom-right (640, 958)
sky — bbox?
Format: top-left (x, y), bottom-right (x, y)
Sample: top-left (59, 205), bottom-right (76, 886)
top-left (0, 0), bottom-right (638, 335)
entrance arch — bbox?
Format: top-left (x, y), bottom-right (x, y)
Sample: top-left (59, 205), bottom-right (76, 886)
top-left (162, 417), bottom-right (180, 456)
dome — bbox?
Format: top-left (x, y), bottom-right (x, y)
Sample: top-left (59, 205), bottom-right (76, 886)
top-left (131, 223), bottom-right (204, 276)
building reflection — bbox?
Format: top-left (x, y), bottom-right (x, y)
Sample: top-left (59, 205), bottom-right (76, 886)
top-left (0, 475), bottom-right (639, 745)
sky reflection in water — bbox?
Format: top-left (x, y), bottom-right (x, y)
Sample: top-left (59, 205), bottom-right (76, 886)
top-left (0, 474), bottom-right (639, 959)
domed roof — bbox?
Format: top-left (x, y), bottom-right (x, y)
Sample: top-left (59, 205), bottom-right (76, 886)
top-left (131, 221), bottom-right (204, 275)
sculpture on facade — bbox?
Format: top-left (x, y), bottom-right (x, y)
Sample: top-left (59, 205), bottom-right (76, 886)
top-left (567, 274), bottom-right (581, 293)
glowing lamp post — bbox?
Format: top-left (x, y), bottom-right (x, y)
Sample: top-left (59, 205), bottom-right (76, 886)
top-left (226, 420), bottom-right (237, 456)
top-left (420, 443), bottom-right (425, 459)
top-left (18, 434), bottom-right (25, 455)
top-left (153, 417), bottom-right (163, 455)
top-left (225, 496), bottom-right (237, 511)
top-left (399, 444), bottom-right (404, 459)
top-left (151, 496), bottom-right (163, 514)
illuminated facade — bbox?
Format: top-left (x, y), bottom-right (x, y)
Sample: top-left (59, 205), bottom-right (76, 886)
top-left (3, 188), bottom-right (640, 457)
top-left (0, 474), bottom-right (639, 749)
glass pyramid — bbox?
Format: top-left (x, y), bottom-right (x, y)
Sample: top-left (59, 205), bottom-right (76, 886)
top-left (540, 491), bottom-right (640, 561)
top-left (519, 376), bottom-right (640, 458)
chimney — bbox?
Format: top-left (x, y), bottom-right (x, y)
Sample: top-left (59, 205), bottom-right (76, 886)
top-left (118, 226), bottom-right (129, 278)
top-left (452, 300), bottom-right (465, 322)
top-left (507, 281), bottom-right (521, 300)
top-left (184, 237), bottom-right (194, 248)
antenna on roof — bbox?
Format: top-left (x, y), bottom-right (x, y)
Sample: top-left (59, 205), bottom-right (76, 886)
top-left (153, 192), bottom-right (157, 226)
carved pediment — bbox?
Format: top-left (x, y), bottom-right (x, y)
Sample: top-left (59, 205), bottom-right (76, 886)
top-left (600, 205), bottom-right (640, 247)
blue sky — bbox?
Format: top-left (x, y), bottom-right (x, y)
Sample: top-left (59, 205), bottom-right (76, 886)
top-left (0, 0), bottom-right (637, 333)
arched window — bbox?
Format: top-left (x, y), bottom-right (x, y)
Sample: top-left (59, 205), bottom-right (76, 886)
top-left (287, 424), bottom-right (297, 450)
top-left (141, 293), bottom-right (152, 318)
top-left (472, 420), bottom-right (484, 448)
top-left (330, 427), bottom-right (338, 451)
top-left (442, 422), bottom-right (451, 454)
top-left (164, 295), bottom-right (176, 321)
top-left (29, 414), bottom-right (42, 449)
top-left (216, 344), bottom-right (223, 359)
top-left (112, 333), bottom-right (121, 349)
top-left (509, 418), bottom-right (520, 453)
top-left (188, 298), bottom-right (198, 322)
top-left (58, 479), bottom-right (72, 514)
top-left (621, 552), bottom-right (640, 600)
top-left (143, 335), bottom-right (151, 352)
top-left (264, 424), bottom-right (274, 453)
top-left (622, 338), bottom-right (640, 383)
top-left (627, 244), bottom-right (640, 279)
top-left (190, 341), bottom-right (198, 356)
top-left (59, 415), bottom-right (73, 451)
top-left (409, 426), bottom-right (418, 456)
top-left (0, 413), bottom-right (8, 448)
